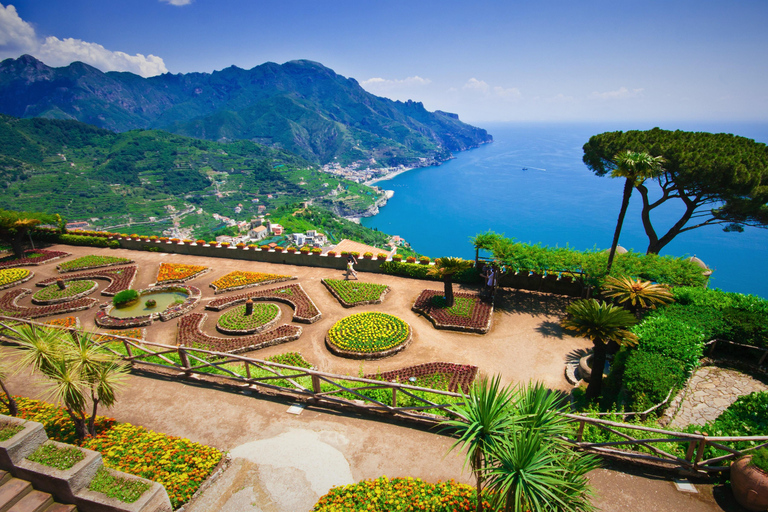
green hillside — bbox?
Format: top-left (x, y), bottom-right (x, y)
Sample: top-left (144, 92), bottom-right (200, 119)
top-left (0, 115), bottom-right (387, 240)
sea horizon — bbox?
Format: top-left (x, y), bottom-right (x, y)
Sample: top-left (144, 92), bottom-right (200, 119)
top-left (362, 121), bottom-right (768, 298)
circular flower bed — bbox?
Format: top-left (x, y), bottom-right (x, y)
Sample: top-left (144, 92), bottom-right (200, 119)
top-left (326, 312), bottom-right (411, 359)
top-left (0, 268), bottom-right (33, 290)
top-left (216, 303), bottom-right (281, 334)
top-left (32, 280), bottom-right (98, 304)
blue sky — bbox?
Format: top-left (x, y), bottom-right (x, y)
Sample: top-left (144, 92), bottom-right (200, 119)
top-left (2, 0), bottom-right (767, 123)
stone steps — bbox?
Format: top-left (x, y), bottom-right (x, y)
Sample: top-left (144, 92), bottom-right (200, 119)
top-left (0, 470), bottom-right (76, 512)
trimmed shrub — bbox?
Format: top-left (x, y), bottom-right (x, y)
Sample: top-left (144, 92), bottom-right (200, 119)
top-left (623, 351), bottom-right (685, 411)
top-left (113, 289), bottom-right (138, 307)
top-left (380, 261), bottom-right (480, 284)
top-left (632, 314), bottom-right (706, 373)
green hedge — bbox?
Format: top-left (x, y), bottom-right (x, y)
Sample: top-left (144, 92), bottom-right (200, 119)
top-left (379, 261), bottom-right (481, 284)
top-left (32, 229), bottom-right (119, 249)
top-left (482, 233), bottom-right (707, 288)
top-left (622, 351), bottom-right (685, 411)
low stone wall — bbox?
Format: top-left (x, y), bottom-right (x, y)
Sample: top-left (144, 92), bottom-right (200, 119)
top-left (497, 271), bottom-right (584, 297)
top-left (117, 239), bottom-right (386, 272)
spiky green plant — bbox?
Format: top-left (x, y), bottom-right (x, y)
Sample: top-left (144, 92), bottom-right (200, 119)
top-left (561, 299), bottom-right (638, 400)
top-left (602, 275), bottom-right (674, 313)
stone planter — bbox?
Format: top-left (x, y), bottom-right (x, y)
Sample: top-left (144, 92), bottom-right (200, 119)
top-left (578, 354), bottom-right (609, 383)
top-left (731, 455), bottom-right (768, 511)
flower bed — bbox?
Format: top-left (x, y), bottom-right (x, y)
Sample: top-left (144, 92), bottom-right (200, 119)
top-left (45, 316), bottom-right (80, 329)
top-left (312, 477), bottom-right (488, 512)
top-left (209, 270), bottom-right (295, 294)
top-left (266, 351), bottom-right (313, 369)
top-left (36, 266), bottom-right (137, 296)
top-left (364, 362), bottom-right (478, 393)
top-left (0, 288), bottom-right (97, 319)
top-left (412, 290), bottom-right (493, 334)
top-left (32, 280), bottom-right (98, 305)
top-left (216, 303), bottom-right (281, 335)
top-left (155, 262), bottom-right (210, 284)
top-left (0, 268), bottom-right (33, 290)
top-left (0, 397), bottom-right (223, 510)
top-left (326, 312), bottom-right (412, 359)
top-left (57, 255), bottom-right (133, 273)
top-left (177, 313), bottom-right (302, 354)
top-left (321, 279), bottom-right (390, 307)
top-left (0, 249), bottom-right (70, 269)
top-left (95, 285), bottom-right (201, 328)
top-left (206, 283), bottom-right (322, 323)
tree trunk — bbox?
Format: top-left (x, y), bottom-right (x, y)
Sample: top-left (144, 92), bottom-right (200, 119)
top-left (585, 340), bottom-right (607, 401)
top-left (444, 277), bottom-right (454, 308)
top-left (88, 395), bottom-right (100, 437)
top-left (474, 448), bottom-right (484, 512)
top-left (66, 408), bottom-right (88, 440)
top-left (11, 230), bottom-right (26, 259)
top-left (0, 379), bottom-right (17, 416)
top-left (606, 179), bottom-right (634, 274)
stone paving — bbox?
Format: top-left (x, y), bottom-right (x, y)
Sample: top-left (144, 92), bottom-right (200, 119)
top-left (666, 365), bottom-right (768, 429)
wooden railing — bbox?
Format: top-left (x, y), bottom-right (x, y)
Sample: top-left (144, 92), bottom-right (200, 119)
top-left (705, 338), bottom-right (768, 368)
top-left (3, 315), bottom-right (767, 473)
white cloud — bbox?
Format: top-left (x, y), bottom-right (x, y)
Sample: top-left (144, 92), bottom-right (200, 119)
top-left (361, 75), bottom-right (431, 91)
top-left (159, 0), bottom-right (193, 5)
top-left (0, 2), bottom-right (167, 77)
top-left (591, 87), bottom-right (644, 99)
top-left (462, 78), bottom-right (520, 100)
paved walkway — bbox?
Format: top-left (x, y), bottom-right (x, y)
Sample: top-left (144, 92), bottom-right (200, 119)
top-left (667, 365), bottom-right (768, 429)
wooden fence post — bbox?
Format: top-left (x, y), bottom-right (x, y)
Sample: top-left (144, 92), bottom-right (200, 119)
top-left (693, 435), bottom-right (707, 470)
top-left (576, 420), bottom-right (585, 443)
top-left (759, 349), bottom-right (768, 367)
top-left (123, 340), bottom-right (133, 360)
top-left (391, 386), bottom-right (398, 409)
top-left (311, 374), bottom-right (321, 394)
top-left (244, 361), bottom-right (251, 379)
top-left (177, 344), bottom-right (190, 373)
top-left (708, 340), bottom-right (718, 357)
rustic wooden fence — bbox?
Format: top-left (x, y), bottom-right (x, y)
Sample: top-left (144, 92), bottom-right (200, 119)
top-left (2, 315), bottom-right (767, 473)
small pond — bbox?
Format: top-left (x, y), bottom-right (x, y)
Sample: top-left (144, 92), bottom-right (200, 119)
top-left (110, 291), bottom-right (188, 318)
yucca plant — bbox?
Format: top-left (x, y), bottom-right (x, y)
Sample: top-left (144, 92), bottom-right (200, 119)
top-left (561, 299), bottom-right (638, 400)
top-left (3, 323), bottom-right (128, 439)
top-left (441, 375), bottom-right (517, 512)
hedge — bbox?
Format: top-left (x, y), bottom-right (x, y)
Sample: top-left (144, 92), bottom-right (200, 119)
top-left (379, 261), bottom-right (480, 284)
top-left (32, 230), bottom-right (119, 249)
top-left (622, 351), bottom-right (686, 411)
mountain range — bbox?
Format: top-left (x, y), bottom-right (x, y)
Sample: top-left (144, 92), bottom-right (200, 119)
top-left (0, 55), bottom-right (492, 165)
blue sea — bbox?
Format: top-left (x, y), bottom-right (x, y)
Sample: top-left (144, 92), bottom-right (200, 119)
top-left (362, 122), bottom-right (768, 298)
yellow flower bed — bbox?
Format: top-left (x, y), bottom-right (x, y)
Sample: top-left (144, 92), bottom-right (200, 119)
top-left (0, 268), bottom-right (30, 287)
top-left (210, 270), bottom-right (292, 292)
top-left (328, 312), bottom-right (410, 353)
top-left (156, 263), bottom-right (208, 283)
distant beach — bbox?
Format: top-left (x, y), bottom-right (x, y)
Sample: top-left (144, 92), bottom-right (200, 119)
top-left (365, 167), bottom-right (414, 185)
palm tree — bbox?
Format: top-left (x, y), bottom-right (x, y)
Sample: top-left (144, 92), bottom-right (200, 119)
top-left (602, 275), bottom-right (674, 316)
top-left (441, 375), bottom-right (517, 512)
top-left (0, 209), bottom-right (59, 258)
top-left (427, 257), bottom-right (473, 308)
top-left (561, 299), bottom-right (638, 401)
top-left (4, 323), bottom-right (128, 439)
top-left (605, 151), bottom-right (665, 274)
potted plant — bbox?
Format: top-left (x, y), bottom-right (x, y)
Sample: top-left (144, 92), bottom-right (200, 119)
top-left (260, 245), bottom-right (271, 251)
top-left (406, 256), bottom-right (417, 263)
top-left (731, 448), bottom-right (768, 511)
top-left (376, 253), bottom-right (388, 261)
top-left (363, 252), bottom-right (374, 259)
top-left (286, 247), bottom-right (297, 254)
top-left (236, 242), bottom-right (246, 249)
top-left (183, 239), bottom-right (194, 245)
top-left (311, 247), bottom-right (322, 255)
top-left (300, 246), bottom-right (311, 255)
top-left (327, 250), bottom-right (337, 257)
top-left (196, 240), bottom-right (206, 246)
top-left (274, 246), bottom-right (284, 253)
top-left (419, 256), bottom-right (431, 265)
top-left (170, 238), bottom-right (180, 244)
top-left (392, 254), bottom-right (403, 262)
top-left (220, 242), bottom-right (230, 248)
top-left (208, 241), bottom-right (218, 247)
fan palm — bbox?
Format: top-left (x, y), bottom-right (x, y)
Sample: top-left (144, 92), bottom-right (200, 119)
top-left (441, 375), bottom-right (517, 512)
top-left (427, 257), bottom-right (473, 308)
top-left (606, 151), bottom-right (665, 273)
top-left (561, 299), bottom-right (638, 400)
top-left (602, 275), bottom-right (674, 315)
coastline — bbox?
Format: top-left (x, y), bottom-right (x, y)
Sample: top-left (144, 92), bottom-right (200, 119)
top-left (364, 167), bottom-right (415, 186)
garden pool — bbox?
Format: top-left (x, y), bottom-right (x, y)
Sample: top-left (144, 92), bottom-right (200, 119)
top-left (110, 291), bottom-right (188, 318)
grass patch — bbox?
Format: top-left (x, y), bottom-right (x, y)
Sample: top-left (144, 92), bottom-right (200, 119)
top-left (322, 278), bottom-right (388, 306)
top-left (27, 442), bottom-right (85, 470)
top-left (0, 423), bottom-right (23, 441)
top-left (33, 280), bottom-right (96, 301)
top-left (89, 467), bottom-right (151, 504)
top-left (58, 256), bottom-right (131, 272)
top-left (430, 295), bottom-right (474, 317)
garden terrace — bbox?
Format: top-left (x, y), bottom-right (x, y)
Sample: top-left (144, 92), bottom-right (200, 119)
top-left (364, 362), bottom-right (478, 393)
top-left (209, 270), bottom-right (295, 294)
top-left (205, 283), bottom-right (321, 323)
top-left (57, 255), bottom-right (133, 272)
top-left (0, 249), bottom-right (70, 269)
top-left (0, 288), bottom-right (97, 319)
top-left (36, 266), bottom-right (137, 296)
top-left (177, 313), bottom-right (302, 354)
top-left (412, 290), bottom-right (493, 334)
top-left (321, 278), bottom-right (390, 307)
top-left (0, 268), bottom-right (34, 290)
top-left (154, 262), bottom-right (210, 284)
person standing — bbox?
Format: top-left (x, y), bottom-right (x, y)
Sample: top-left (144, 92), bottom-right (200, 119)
top-left (346, 254), bottom-right (358, 280)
